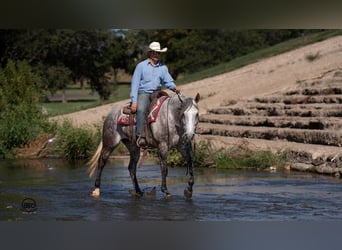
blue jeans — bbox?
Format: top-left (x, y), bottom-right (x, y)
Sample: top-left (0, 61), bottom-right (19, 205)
top-left (136, 93), bottom-right (151, 137)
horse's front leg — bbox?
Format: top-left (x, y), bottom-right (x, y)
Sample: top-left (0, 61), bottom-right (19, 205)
top-left (178, 141), bottom-right (194, 199)
top-left (158, 144), bottom-right (171, 198)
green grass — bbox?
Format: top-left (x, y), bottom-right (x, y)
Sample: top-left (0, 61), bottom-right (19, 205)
top-left (163, 140), bottom-right (288, 169)
top-left (44, 30), bottom-right (342, 117)
top-left (41, 101), bottom-right (97, 116)
top-left (41, 84), bottom-right (131, 116)
top-left (214, 149), bottom-right (287, 169)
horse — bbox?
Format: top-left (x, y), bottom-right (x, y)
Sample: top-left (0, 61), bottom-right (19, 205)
top-left (87, 92), bottom-right (200, 199)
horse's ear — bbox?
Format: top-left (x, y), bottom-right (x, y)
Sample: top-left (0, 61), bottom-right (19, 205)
top-left (194, 93), bottom-right (200, 103)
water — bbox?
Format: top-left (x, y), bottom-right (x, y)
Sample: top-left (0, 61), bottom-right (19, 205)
top-left (1, 158), bottom-right (342, 221)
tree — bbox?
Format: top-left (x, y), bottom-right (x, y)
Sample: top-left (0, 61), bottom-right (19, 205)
top-left (0, 60), bottom-right (48, 155)
top-left (45, 65), bottom-right (73, 103)
top-left (0, 29), bottom-right (126, 102)
top-left (0, 60), bottom-right (43, 109)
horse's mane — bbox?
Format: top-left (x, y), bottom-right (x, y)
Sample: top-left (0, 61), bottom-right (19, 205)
top-left (171, 94), bottom-right (194, 118)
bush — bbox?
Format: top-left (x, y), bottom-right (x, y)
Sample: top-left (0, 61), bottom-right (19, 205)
top-left (305, 51), bottom-right (321, 62)
top-left (214, 147), bottom-right (287, 169)
top-left (166, 148), bottom-right (186, 168)
top-left (165, 139), bottom-right (288, 169)
top-left (166, 140), bottom-right (215, 168)
top-left (53, 120), bottom-right (100, 162)
top-left (0, 60), bottom-right (50, 157)
top-left (0, 106), bottom-right (41, 149)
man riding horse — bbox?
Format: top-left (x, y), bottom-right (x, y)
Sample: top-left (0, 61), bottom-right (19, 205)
top-left (130, 41), bottom-right (181, 147)
top-left (88, 41), bottom-right (199, 199)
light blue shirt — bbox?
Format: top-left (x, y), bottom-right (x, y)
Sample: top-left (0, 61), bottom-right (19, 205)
top-left (130, 58), bottom-right (176, 103)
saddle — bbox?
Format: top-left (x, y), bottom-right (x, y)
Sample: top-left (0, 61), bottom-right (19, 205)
top-left (117, 90), bottom-right (169, 146)
top-left (117, 90), bottom-right (169, 126)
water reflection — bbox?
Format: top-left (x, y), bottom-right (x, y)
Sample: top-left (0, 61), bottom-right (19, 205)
top-left (1, 158), bottom-right (342, 221)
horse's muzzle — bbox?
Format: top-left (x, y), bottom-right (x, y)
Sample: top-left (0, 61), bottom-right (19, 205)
top-left (183, 132), bottom-right (195, 142)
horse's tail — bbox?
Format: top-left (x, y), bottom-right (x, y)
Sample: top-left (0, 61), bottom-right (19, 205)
top-left (87, 141), bottom-right (103, 178)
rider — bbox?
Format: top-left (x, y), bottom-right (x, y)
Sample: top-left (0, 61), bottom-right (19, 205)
top-left (130, 41), bottom-right (181, 147)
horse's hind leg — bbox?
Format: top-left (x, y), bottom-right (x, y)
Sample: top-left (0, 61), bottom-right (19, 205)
top-left (92, 144), bottom-right (115, 197)
top-left (122, 139), bottom-right (143, 197)
top-left (92, 121), bottom-right (120, 197)
top-left (178, 141), bottom-right (194, 198)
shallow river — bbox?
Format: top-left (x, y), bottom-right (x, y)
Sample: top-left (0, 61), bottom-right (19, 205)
top-left (1, 158), bottom-right (342, 221)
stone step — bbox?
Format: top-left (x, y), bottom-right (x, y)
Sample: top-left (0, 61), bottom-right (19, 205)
top-left (195, 135), bottom-right (342, 174)
top-left (208, 103), bottom-right (342, 117)
top-left (199, 114), bottom-right (342, 130)
top-left (298, 78), bottom-right (342, 88)
top-left (196, 123), bottom-right (342, 146)
top-left (284, 86), bottom-right (342, 96)
top-left (254, 94), bottom-right (342, 104)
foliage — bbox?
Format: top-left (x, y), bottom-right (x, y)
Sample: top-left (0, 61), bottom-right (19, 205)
top-left (0, 60), bottom-right (43, 109)
top-left (53, 120), bottom-right (101, 162)
top-left (0, 60), bottom-right (50, 157)
top-left (305, 51), bottom-right (321, 62)
top-left (0, 29), bottom-right (126, 101)
top-left (1, 106), bottom-right (42, 150)
top-left (192, 140), bottom-right (215, 167)
top-left (165, 140), bottom-right (287, 169)
top-left (213, 144), bottom-right (288, 169)
top-left (43, 64), bottom-right (73, 96)
top-left (166, 148), bottom-right (186, 168)
top-left (167, 140), bottom-right (215, 168)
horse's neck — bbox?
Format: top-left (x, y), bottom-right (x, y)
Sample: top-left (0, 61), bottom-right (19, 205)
top-left (166, 95), bottom-right (181, 116)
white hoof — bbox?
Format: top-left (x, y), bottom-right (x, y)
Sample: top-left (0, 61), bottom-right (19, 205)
top-left (91, 188), bottom-right (100, 197)
top-left (164, 193), bottom-right (172, 200)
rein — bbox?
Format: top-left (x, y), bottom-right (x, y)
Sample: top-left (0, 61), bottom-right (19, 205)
top-left (176, 91), bottom-right (184, 103)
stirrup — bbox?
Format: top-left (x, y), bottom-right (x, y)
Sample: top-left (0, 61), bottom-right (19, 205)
top-left (136, 137), bottom-right (147, 147)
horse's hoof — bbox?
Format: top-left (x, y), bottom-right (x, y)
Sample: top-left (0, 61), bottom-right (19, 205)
top-left (91, 188), bottom-right (100, 197)
top-left (129, 189), bottom-right (144, 198)
top-left (184, 188), bottom-right (192, 199)
top-left (146, 187), bottom-right (156, 198)
top-left (164, 192), bottom-right (172, 200)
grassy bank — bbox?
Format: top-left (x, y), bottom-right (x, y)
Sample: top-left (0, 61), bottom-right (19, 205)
top-left (41, 83), bottom-right (131, 116)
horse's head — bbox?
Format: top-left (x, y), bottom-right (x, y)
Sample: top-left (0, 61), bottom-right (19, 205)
top-left (178, 93), bottom-right (200, 141)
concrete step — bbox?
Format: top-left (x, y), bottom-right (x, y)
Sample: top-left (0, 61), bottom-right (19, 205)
top-left (196, 123), bottom-right (342, 146)
top-left (298, 78), bottom-right (342, 88)
top-left (199, 114), bottom-right (342, 130)
top-left (208, 103), bottom-right (342, 117)
top-left (254, 94), bottom-right (342, 104)
top-left (284, 86), bottom-right (342, 96)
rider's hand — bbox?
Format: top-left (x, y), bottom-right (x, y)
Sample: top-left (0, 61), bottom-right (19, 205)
top-left (175, 86), bottom-right (181, 94)
top-left (131, 102), bottom-right (137, 113)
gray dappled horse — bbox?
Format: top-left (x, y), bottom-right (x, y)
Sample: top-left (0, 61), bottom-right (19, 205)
top-left (88, 92), bottom-right (200, 198)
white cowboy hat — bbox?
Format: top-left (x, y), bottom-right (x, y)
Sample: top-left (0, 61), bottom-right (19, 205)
top-left (149, 41), bottom-right (167, 52)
